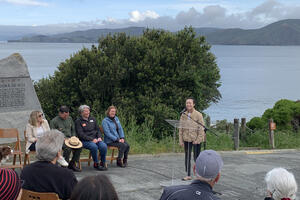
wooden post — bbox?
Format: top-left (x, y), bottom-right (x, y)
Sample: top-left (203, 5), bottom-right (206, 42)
top-left (241, 118), bottom-right (246, 140)
top-left (269, 119), bottom-right (275, 149)
top-left (234, 118), bottom-right (239, 150)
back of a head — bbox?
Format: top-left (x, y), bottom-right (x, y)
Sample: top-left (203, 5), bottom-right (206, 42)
top-left (70, 174), bottom-right (118, 200)
top-left (0, 168), bottom-right (22, 200)
top-left (36, 130), bottom-right (65, 162)
top-left (195, 150), bottom-right (223, 180)
top-left (265, 167), bottom-right (298, 200)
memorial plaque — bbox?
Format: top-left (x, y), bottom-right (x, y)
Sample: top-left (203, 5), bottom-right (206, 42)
top-left (0, 53), bottom-right (42, 143)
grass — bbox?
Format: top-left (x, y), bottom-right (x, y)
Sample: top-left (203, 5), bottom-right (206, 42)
top-left (4, 118), bottom-right (300, 157)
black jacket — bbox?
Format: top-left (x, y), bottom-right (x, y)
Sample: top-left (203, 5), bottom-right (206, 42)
top-left (160, 180), bottom-right (221, 200)
top-left (21, 161), bottom-right (77, 200)
top-left (75, 116), bottom-right (102, 141)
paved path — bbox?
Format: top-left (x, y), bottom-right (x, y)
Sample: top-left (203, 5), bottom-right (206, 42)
top-left (75, 149), bottom-right (300, 200)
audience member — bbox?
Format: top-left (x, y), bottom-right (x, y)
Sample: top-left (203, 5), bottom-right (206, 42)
top-left (21, 130), bottom-right (77, 200)
top-left (70, 174), bottom-right (118, 200)
top-left (51, 105), bottom-right (82, 172)
top-left (0, 168), bottom-right (22, 200)
top-left (75, 105), bottom-right (107, 171)
top-left (160, 150), bottom-right (223, 200)
top-left (264, 167), bottom-right (297, 200)
top-left (25, 110), bottom-right (68, 167)
top-left (102, 106), bottom-right (130, 167)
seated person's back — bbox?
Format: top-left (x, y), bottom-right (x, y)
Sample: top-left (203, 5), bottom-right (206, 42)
top-left (21, 130), bottom-right (77, 200)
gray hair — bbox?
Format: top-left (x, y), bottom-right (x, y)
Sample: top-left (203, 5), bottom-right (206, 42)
top-left (36, 130), bottom-right (65, 162)
top-left (78, 105), bottom-right (90, 114)
top-left (265, 167), bottom-right (298, 200)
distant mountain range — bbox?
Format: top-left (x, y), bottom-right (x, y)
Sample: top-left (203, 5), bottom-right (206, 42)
top-left (6, 19), bottom-right (300, 45)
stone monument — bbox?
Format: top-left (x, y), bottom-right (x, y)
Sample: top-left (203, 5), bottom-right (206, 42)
top-left (0, 53), bottom-right (42, 142)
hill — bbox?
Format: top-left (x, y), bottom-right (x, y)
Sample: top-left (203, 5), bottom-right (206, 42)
top-left (8, 19), bottom-right (300, 45)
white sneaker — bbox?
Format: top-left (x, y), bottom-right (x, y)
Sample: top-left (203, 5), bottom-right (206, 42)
top-left (57, 156), bottom-right (68, 167)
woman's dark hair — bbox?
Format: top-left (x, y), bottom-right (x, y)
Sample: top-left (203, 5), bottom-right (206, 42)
top-left (186, 97), bottom-right (196, 104)
top-left (70, 174), bottom-right (119, 200)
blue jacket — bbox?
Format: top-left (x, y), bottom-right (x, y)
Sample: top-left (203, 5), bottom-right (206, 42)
top-left (102, 116), bottom-right (125, 144)
top-left (160, 180), bottom-right (221, 200)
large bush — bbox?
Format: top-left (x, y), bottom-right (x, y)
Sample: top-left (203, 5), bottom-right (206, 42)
top-left (35, 27), bottom-right (221, 138)
top-left (248, 99), bottom-right (300, 130)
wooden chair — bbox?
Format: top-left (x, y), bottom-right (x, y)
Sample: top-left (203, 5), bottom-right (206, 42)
top-left (78, 126), bottom-right (119, 169)
top-left (78, 151), bottom-right (99, 170)
top-left (99, 126), bottom-right (118, 164)
top-left (23, 131), bottom-right (36, 166)
top-left (0, 128), bottom-right (23, 169)
top-left (21, 189), bottom-right (59, 200)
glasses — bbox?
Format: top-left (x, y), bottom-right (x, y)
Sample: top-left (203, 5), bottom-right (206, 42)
top-left (38, 113), bottom-right (43, 118)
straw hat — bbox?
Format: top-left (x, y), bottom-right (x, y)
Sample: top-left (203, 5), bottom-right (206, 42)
top-left (65, 136), bottom-right (82, 149)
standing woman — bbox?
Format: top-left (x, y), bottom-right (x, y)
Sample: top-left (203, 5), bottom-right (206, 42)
top-left (102, 106), bottom-right (130, 167)
top-left (25, 110), bottom-right (68, 167)
top-left (179, 97), bottom-right (205, 181)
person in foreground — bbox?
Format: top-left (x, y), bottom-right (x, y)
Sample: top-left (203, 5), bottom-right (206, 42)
top-left (102, 106), bottom-right (130, 167)
top-left (160, 150), bottom-right (223, 200)
top-left (264, 167), bottom-right (297, 200)
top-left (75, 105), bottom-right (107, 171)
top-left (21, 130), bottom-right (78, 200)
top-left (50, 105), bottom-right (82, 172)
top-left (0, 156), bottom-right (22, 200)
top-left (70, 174), bottom-right (119, 200)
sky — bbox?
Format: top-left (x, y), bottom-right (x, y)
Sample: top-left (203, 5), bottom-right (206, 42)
top-left (1, 0), bottom-right (300, 30)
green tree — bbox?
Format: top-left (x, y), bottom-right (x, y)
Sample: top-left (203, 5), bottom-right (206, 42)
top-left (35, 27), bottom-right (221, 138)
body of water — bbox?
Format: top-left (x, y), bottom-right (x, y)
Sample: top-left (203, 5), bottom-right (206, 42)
top-left (0, 43), bottom-right (299, 122)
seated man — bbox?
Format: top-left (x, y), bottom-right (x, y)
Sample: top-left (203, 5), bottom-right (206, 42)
top-left (50, 106), bottom-right (82, 172)
top-left (160, 150), bottom-right (223, 200)
top-left (20, 130), bottom-right (77, 200)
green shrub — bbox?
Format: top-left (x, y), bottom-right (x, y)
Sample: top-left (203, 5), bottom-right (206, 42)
top-left (247, 117), bottom-right (265, 130)
top-left (35, 27), bottom-right (221, 139)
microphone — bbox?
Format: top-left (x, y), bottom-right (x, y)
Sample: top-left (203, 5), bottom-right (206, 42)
top-left (180, 108), bottom-right (186, 114)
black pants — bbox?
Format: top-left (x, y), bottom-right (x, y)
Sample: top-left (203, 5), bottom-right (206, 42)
top-left (107, 141), bottom-right (130, 160)
top-left (62, 143), bottom-right (82, 163)
top-left (184, 141), bottom-right (202, 176)
top-left (29, 142), bottom-right (36, 151)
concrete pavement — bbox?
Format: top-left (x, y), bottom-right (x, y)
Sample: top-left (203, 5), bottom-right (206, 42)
top-left (75, 149), bottom-right (300, 200)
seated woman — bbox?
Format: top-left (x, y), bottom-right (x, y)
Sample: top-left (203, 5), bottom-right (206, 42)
top-left (75, 105), bottom-right (107, 171)
top-left (102, 106), bottom-right (130, 167)
top-left (70, 174), bottom-right (118, 200)
top-left (264, 167), bottom-right (297, 200)
top-left (25, 110), bottom-right (68, 167)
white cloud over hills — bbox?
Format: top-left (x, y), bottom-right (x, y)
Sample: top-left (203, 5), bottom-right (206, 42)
top-left (49, 0), bottom-right (300, 31)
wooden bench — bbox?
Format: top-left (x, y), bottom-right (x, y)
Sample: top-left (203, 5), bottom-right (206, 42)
top-left (78, 146), bottom-right (118, 170)
top-left (78, 126), bottom-right (118, 169)
top-left (0, 128), bottom-right (23, 170)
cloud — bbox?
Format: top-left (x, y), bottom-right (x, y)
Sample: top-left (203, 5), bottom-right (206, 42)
top-left (91, 0), bottom-right (300, 30)
top-left (0, 0), bottom-right (48, 6)
top-left (23, 0), bottom-right (300, 33)
top-left (129, 10), bottom-right (159, 22)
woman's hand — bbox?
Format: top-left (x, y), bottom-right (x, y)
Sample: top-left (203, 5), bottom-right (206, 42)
top-left (92, 139), bottom-right (98, 143)
top-left (97, 138), bottom-right (102, 142)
